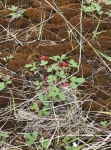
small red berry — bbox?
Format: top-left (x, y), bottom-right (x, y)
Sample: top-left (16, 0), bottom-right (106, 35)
top-left (61, 61), bottom-right (67, 67)
top-left (63, 82), bottom-right (69, 87)
top-left (40, 55), bottom-right (46, 60)
top-left (50, 41), bottom-right (56, 45)
top-left (45, 76), bottom-right (48, 80)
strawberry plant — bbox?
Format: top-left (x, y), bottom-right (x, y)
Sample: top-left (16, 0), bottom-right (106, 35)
top-left (25, 54), bottom-right (85, 117)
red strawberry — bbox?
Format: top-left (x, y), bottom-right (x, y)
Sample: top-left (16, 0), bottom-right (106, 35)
top-left (63, 82), bottom-right (69, 87)
top-left (45, 76), bottom-right (48, 80)
top-left (61, 61), bottom-right (67, 67)
top-left (40, 55), bottom-right (46, 60)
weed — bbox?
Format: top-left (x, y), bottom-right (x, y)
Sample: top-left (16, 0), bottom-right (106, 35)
top-left (0, 74), bottom-right (12, 91)
top-left (0, 131), bottom-right (9, 138)
top-left (82, 0), bottom-right (111, 16)
top-left (0, 131), bottom-right (9, 147)
top-left (25, 54), bottom-right (84, 118)
top-left (7, 5), bottom-right (26, 19)
top-left (24, 131), bottom-right (49, 149)
top-left (82, 1), bottom-right (103, 15)
top-left (100, 121), bottom-right (108, 127)
top-left (1, 55), bottom-right (13, 62)
top-left (39, 136), bottom-right (50, 149)
top-left (104, 0), bottom-right (111, 5)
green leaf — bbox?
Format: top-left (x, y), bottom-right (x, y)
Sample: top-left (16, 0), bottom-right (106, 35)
top-left (24, 132), bottom-right (38, 146)
top-left (52, 64), bottom-right (59, 70)
top-left (35, 86), bottom-right (40, 90)
top-left (86, 0), bottom-right (92, 4)
top-left (10, 13), bottom-right (21, 18)
top-left (39, 94), bottom-right (44, 101)
top-left (49, 91), bottom-right (57, 97)
top-left (60, 54), bottom-right (67, 60)
top-left (58, 93), bottom-right (65, 100)
top-left (75, 78), bottom-right (84, 83)
top-left (60, 70), bottom-right (65, 76)
top-left (34, 81), bottom-right (40, 86)
top-left (0, 131), bottom-right (9, 138)
top-left (105, 0), bottom-right (111, 5)
top-left (30, 66), bottom-right (36, 71)
top-left (70, 76), bottom-right (77, 82)
top-left (70, 82), bottom-right (78, 89)
top-left (38, 110), bottom-right (43, 116)
top-left (24, 133), bottom-right (33, 141)
top-left (47, 67), bottom-right (53, 72)
top-left (0, 74), bottom-right (2, 78)
top-left (40, 60), bottom-right (48, 66)
top-left (40, 137), bottom-right (50, 148)
top-left (6, 80), bottom-right (12, 84)
top-left (30, 102), bottom-right (39, 111)
top-left (53, 86), bottom-right (59, 93)
top-left (100, 121), bottom-right (108, 127)
top-left (19, 9), bottom-right (26, 14)
top-left (25, 63), bottom-right (33, 68)
top-left (47, 75), bottom-right (57, 82)
top-left (72, 147), bottom-right (80, 150)
top-left (49, 56), bottom-right (60, 61)
top-left (43, 106), bottom-right (48, 110)
top-left (42, 139), bottom-right (50, 148)
top-left (43, 102), bottom-right (49, 106)
top-left (0, 82), bottom-right (5, 91)
top-left (69, 59), bottom-right (78, 68)
top-left (32, 131), bottom-right (38, 140)
top-left (8, 5), bottom-right (18, 11)
top-left (43, 111), bottom-right (50, 115)
top-left (2, 57), bottom-right (7, 61)
top-left (65, 145), bottom-right (72, 150)
top-left (27, 140), bottom-right (35, 146)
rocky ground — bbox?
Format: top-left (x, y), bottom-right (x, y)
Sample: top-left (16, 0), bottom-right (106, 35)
top-left (0, 0), bottom-right (111, 149)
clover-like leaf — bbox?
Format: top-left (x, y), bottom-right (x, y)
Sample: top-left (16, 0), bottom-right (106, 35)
top-left (100, 121), bottom-right (108, 127)
top-left (70, 82), bottom-right (78, 89)
top-left (40, 60), bottom-right (48, 66)
top-left (8, 5), bottom-right (18, 11)
top-left (75, 78), bottom-right (85, 83)
top-left (24, 131), bottom-right (38, 146)
top-left (30, 102), bottom-right (39, 111)
top-left (40, 137), bottom-right (50, 148)
top-left (60, 54), bottom-right (67, 60)
top-left (0, 82), bottom-right (5, 91)
top-left (0, 131), bottom-right (9, 138)
top-left (58, 92), bottom-right (65, 100)
top-left (70, 76), bottom-right (77, 82)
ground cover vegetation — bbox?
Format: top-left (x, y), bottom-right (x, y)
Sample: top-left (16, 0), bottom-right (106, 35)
top-left (0, 0), bottom-right (111, 149)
